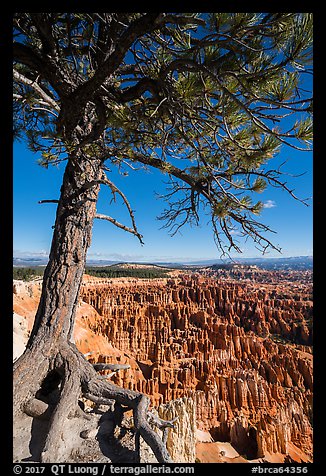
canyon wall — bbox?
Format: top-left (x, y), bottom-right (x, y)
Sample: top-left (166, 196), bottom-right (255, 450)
top-left (13, 271), bottom-right (313, 461)
top-left (79, 273), bottom-right (313, 460)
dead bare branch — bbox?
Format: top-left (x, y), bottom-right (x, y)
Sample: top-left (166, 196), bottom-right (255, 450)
top-left (38, 199), bottom-right (59, 204)
top-left (93, 363), bottom-right (130, 372)
top-left (94, 213), bottom-right (144, 244)
top-left (13, 69), bottom-right (60, 111)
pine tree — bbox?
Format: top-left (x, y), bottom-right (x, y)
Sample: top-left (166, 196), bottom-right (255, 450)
top-left (13, 12), bottom-right (312, 462)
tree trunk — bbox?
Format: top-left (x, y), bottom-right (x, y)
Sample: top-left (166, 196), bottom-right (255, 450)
top-left (13, 150), bottom-right (174, 463)
top-left (13, 150), bottom-right (102, 409)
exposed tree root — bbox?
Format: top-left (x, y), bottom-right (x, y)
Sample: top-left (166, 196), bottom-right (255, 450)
top-left (24, 398), bottom-right (54, 420)
top-left (92, 363), bottom-right (130, 372)
top-left (79, 345), bottom-right (175, 463)
top-left (41, 346), bottom-right (82, 462)
top-left (14, 340), bottom-right (176, 463)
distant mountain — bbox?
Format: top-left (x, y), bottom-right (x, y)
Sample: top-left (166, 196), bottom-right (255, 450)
top-left (207, 256), bottom-right (313, 271)
top-left (13, 257), bottom-right (48, 267)
top-left (84, 260), bottom-right (120, 266)
top-left (13, 257), bottom-right (120, 267)
top-left (13, 255), bottom-right (313, 271)
top-left (159, 256), bottom-right (313, 270)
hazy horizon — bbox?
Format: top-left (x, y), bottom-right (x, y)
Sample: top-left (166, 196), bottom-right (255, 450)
top-left (13, 252), bottom-right (313, 266)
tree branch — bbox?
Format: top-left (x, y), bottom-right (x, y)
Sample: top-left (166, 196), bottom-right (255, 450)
top-left (13, 69), bottom-right (60, 112)
top-left (13, 42), bottom-right (47, 74)
top-left (71, 14), bottom-right (164, 104)
top-left (147, 411), bottom-right (178, 430)
top-left (118, 78), bottom-right (160, 103)
top-left (29, 13), bottom-right (58, 56)
top-left (93, 363), bottom-right (130, 372)
top-left (94, 213), bottom-right (144, 244)
top-left (13, 41), bottom-right (72, 97)
top-left (38, 200), bottom-right (59, 204)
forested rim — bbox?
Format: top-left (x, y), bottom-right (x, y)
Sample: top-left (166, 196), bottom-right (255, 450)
top-left (13, 266), bottom-right (172, 281)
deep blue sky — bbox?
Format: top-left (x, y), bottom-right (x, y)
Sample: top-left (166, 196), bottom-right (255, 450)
top-left (13, 138), bottom-right (313, 263)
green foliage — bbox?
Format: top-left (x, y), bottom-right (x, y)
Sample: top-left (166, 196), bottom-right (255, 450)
top-left (294, 117), bottom-right (313, 143)
top-left (251, 201), bottom-right (264, 215)
top-left (85, 266), bottom-right (171, 279)
top-left (13, 12), bottom-right (313, 256)
top-left (13, 265), bottom-right (171, 280)
top-left (174, 72), bottom-right (204, 101)
top-left (13, 267), bottom-right (44, 281)
top-left (266, 72), bottom-right (299, 102)
top-left (251, 178), bottom-right (267, 193)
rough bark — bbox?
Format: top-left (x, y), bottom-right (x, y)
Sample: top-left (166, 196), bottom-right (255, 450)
top-left (13, 150), bottom-right (174, 463)
top-left (13, 150), bottom-right (102, 411)
top-left (28, 152), bottom-right (102, 345)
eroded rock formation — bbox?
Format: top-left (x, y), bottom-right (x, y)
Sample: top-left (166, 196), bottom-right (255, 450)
top-left (79, 273), bottom-right (313, 461)
top-left (158, 397), bottom-right (197, 463)
top-left (13, 270), bottom-right (313, 462)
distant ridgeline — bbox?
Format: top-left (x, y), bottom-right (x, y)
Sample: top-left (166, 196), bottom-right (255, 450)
top-left (210, 256), bottom-right (313, 271)
top-left (12, 256), bottom-right (312, 281)
top-left (85, 265), bottom-right (171, 279)
top-left (13, 265), bottom-right (171, 281)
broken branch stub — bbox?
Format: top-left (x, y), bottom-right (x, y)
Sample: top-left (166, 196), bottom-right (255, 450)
top-left (93, 363), bottom-right (130, 372)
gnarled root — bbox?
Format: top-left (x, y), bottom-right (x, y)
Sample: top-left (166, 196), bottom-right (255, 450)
top-left (16, 340), bottom-right (175, 463)
top-left (24, 398), bottom-right (54, 420)
top-left (41, 345), bottom-right (82, 463)
top-left (82, 360), bottom-right (174, 462)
